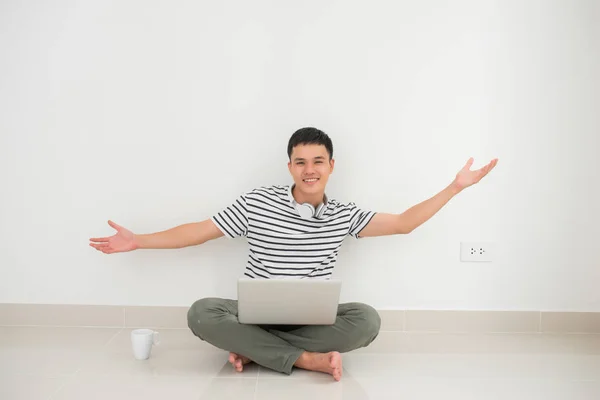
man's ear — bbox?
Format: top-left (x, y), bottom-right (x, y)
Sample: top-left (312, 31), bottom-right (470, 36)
top-left (329, 158), bottom-right (335, 172)
top-left (287, 161), bottom-right (292, 173)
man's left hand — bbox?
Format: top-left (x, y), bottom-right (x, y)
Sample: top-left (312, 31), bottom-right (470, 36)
top-left (452, 158), bottom-right (498, 192)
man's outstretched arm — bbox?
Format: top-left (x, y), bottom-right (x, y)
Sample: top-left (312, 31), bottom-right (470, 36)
top-left (89, 219), bottom-right (225, 253)
top-left (359, 157), bottom-right (498, 238)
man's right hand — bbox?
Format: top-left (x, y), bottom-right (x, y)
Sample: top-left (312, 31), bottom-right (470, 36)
top-left (89, 220), bottom-right (138, 254)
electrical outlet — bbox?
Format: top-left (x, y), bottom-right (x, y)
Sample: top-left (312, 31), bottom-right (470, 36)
top-left (460, 242), bottom-right (493, 262)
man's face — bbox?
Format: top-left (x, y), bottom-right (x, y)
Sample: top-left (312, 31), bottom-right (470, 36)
top-left (287, 144), bottom-right (335, 195)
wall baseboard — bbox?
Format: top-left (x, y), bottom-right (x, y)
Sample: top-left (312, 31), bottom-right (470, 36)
top-left (1, 303), bottom-right (599, 334)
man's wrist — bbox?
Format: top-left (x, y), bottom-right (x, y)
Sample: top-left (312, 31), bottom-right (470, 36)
top-left (448, 180), bottom-right (464, 196)
top-left (133, 234), bottom-right (143, 250)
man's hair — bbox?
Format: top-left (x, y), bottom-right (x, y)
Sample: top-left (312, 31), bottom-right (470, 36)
top-left (287, 127), bottom-right (334, 161)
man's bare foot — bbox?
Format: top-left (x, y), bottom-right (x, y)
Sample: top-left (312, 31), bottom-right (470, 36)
top-left (228, 352), bottom-right (252, 372)
top-left (294, 351), bottom-right (342, 381)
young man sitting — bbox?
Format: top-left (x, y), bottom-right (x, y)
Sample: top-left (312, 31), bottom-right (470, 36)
top-left (89, 127), bottom-right (497, 381)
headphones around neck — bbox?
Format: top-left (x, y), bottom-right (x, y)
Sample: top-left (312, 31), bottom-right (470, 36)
top-left (288, 184), bottom-right (328, 219)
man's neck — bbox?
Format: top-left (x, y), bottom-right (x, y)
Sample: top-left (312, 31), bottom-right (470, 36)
top-left (292, 185), bottom-right (325, 207)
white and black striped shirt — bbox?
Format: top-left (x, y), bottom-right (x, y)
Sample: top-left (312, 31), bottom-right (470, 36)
top-left (211, 185), bottom-right (376, 279)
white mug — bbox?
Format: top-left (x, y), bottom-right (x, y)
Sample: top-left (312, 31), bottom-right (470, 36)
top-left (131, 329), bottom-right (160, 360)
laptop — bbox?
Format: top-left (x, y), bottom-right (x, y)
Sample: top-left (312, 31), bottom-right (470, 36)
top-left (237, 278), bottom-right (342, 325)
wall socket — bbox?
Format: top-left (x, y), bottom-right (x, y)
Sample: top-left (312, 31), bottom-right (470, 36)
top-left (460, 242), bottom-right (493, 262)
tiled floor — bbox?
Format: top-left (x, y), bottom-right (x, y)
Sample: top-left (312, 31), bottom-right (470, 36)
top-left (1, 326), bottom-right (599, 399)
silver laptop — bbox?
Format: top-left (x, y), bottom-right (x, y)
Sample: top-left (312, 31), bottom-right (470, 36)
top-left (237, 278), bottom-right (342, 325)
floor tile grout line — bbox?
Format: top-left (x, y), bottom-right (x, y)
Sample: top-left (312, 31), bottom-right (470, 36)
top-left (104, 327), bottom-right (124, 348)
top-left (253, 373), bottom-right (259, 400)
top-left (47, 376), bottom-right (73, 400)
top-left (48, 363), bottom-right (89, 400)
top-left (48, 327), bottom-right (124, 399)
top-left (254, 365), bottom-right (260, 399)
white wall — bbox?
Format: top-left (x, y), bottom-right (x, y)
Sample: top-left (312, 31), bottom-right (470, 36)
top-left (1, 0), bottom-right (598, 311)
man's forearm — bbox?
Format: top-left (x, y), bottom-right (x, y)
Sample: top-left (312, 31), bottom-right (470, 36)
top-left (134, 223), bottom-right (205, 249)
top-left (397, 182), bottom-right (462, 233)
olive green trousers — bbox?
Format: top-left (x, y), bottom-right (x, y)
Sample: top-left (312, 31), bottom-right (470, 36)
top-left (187, 297), bottom-right (381, 375)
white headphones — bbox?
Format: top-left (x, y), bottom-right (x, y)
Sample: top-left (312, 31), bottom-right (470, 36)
top-left (288, 184), bottom-right (328, 219)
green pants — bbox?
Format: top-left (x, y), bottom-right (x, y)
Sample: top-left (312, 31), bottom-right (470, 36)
top-left (187, 297), bottom-right (381, 375)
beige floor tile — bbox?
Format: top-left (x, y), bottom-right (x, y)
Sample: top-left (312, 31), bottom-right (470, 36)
top-left (258, 365), bottom-right (341, 380)
top-left (343, 353), bottom-right (600, 380)
top-left (52, 375), bottom-right (257, 400)
top-left (79, 348), bottom-right (260, 378)
top-left (0, 327), bottom-right (121, 377)
top-left (350, 378), bottom-right (600, 400)
top-left (0, 348), bottom-right (95, 377)
top-left (0, 327), bottom-right (120, 348)
top-left (351, 331), bottom-right (600, 355)
top-left (404, 332), bottom-right (600, 355)
top-left (0, 375), bottom-right (68, 400)
top-left (350, 331), bottom-right (413, 354)
top-left (197, 378), bottom-right (258, 399)
top-left (254, 378), bottom-right (367, 400)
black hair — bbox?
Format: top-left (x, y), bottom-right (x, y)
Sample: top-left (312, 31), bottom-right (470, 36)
top-left (287, 127), bottom-right (334, 161)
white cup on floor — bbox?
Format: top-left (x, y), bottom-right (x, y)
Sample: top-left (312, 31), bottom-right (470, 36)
top-left (131, 329), bottom-right (160, 360)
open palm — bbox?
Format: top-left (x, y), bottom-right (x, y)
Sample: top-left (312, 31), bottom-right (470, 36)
top-left (89, 220), bottom-right (138, 254)
top-left (454, 158), bottom-right (498, 191)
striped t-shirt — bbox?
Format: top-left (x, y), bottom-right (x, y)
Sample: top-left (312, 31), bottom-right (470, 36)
top-left (211, 184), bottom-right (376, 279)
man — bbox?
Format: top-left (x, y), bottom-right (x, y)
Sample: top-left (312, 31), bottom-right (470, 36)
top-left (89, 127), bottom-right (498, 381)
